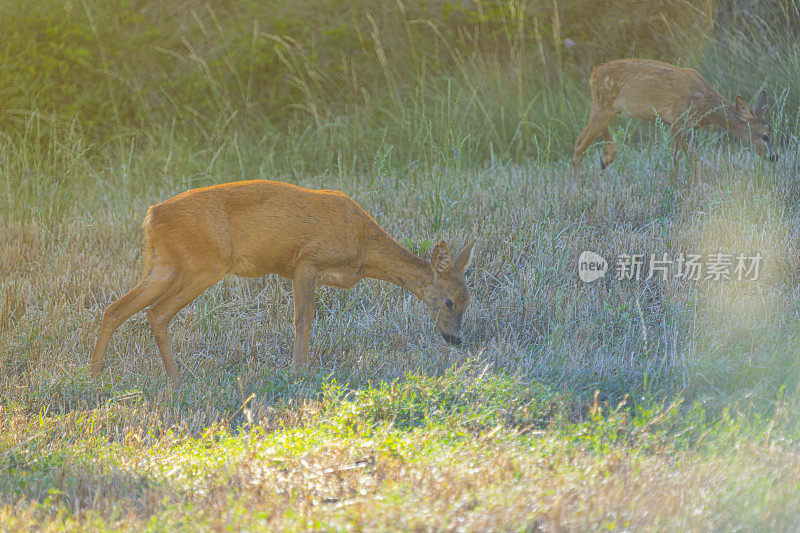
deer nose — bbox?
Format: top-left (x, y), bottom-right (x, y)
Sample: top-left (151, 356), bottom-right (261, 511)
top-left (442, 333), bottom-right (461, 346)
top-left (769, 153), bottom-right (779, 162)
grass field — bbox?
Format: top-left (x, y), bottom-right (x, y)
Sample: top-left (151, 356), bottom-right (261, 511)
top-left (3, 0), bottom-right (800, 530)
top-left (4, 145), bottom-right (800, 529)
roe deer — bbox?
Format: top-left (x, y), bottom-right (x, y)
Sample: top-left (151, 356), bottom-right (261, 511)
top-left (90, 180), bottom-right (477, 385)
top-left (572, 58), bottom-right (777, 179)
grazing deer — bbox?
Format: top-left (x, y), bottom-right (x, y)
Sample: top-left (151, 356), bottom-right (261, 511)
top-left (573, 58), bottom-right (777, 179)
top-left (90, 180), bottom-right (477, 385)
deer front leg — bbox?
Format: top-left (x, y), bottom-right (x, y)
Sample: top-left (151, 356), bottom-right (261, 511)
top-left (573, 111), bottom-right (615, 179)
top-left (600, 127), bottom-right (617, 169)
top-left (291, 266), bottom-right (317, 374)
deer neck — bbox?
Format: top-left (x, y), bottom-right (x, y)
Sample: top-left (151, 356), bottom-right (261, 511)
top-left (361, 226), bottom-right (433, 301)
top-left (704, 96), bottom-right (744, 131)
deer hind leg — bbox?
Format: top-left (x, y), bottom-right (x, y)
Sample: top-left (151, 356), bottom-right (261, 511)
top-left (291, 267), bottom-right (318, 374)
top-left (90, 268), bottom-right (175, 378)
top-left (145, 268), bottom-right (225, 385)
top-left (573, 110), bottom-right (616, 179)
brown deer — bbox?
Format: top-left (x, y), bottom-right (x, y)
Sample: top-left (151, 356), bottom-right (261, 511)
top-left (90, 180), bottom-right (477, 385)
top-left (572, 58), bottom-right (777, 179)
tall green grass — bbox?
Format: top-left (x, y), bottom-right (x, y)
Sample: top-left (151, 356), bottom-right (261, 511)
top-left (4, 1), bottom-right (798, 222)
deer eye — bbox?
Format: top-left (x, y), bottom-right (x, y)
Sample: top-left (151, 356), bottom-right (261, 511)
top-left (445, 299), bottom-right (454, 311)
top-left (762, 134), bottom-right (770, 142)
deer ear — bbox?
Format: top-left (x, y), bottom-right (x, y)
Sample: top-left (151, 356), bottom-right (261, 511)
top-left (754, 90), bottom-right (767, 118)
top-left (452, 238), bottom-right (477, 274)
top-left (430, 241), bottom-right (452, 276)
top-left (736, 95), bottom-right (755, 122)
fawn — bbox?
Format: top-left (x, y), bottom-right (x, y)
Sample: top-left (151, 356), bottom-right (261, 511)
top-left (573, 58), bottom-right (777, 179)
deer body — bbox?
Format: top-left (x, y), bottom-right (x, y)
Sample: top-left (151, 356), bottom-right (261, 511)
top-left (573, 58), bottom-right (776, 179)
top-left (90, 180), bottom-right (476, 384)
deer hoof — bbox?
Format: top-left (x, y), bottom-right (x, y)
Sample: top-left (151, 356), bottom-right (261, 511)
top-left (291, 359), bottom-right (307, 376)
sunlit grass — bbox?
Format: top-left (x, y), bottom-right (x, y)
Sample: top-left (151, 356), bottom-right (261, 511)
top-left (2, 372), bottom-right (800, 530)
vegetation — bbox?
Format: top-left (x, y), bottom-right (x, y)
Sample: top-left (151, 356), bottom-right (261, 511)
top-left (4, 372), bottom-right (800, 529)
top-left (2, 0), bottom-right (800, 529)
top-left (3, 0), bottom-right (799, 220)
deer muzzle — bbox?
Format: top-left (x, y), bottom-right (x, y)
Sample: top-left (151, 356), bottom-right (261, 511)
top-left (441, 333), bottom-right (462, 346)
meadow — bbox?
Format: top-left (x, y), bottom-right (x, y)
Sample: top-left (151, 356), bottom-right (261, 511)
top-left (3, 0), bottom-right (800, 530)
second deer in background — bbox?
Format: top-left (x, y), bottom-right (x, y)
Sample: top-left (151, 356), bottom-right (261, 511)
top-left (572, 58), bottom-right (777, 180)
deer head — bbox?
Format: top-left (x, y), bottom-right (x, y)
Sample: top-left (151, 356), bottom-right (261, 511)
top-left (423, 239), bottom-right (477, 345)
top-left (733, 91), bottom-right (778, 162)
